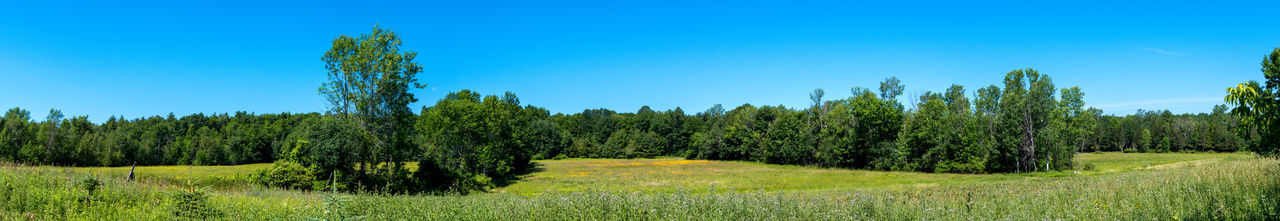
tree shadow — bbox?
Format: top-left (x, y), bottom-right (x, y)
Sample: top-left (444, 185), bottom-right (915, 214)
top-left (491, 161), bottom-right (545, 188)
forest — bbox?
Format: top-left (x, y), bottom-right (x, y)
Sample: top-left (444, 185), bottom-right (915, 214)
top-left (1, 27), bottom-right (1276, 194)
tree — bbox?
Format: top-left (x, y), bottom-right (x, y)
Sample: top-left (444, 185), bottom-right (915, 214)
top-left (418, 90), bottom-right (539, 189)
top-left (524, 119), bottom-right (568, 160)
top-left (690, 104), bottom-right (727, 160)
top-left (819, 88), bottom-right (903, 169)
top-left (879, 76), bottom-right (905, 100)
top-left (43, 109), bottom-right (64, 164)
top-left (1, 108), bottom-right (32, 162)
top-left (997, 69), bottom-right (1057, 172)
top-left (898, 96), bottom-right (946, 171)
top-left (283, 117), bottom-right (368, 183)
top-left (318, 25), bottom-right (424, 176)
top-left (762, 110), bottom-right (812, 165)
top-left (1226, 48), bottom-right (1280, 157)
top-left (1059, 87), bottom-right (1092, 153)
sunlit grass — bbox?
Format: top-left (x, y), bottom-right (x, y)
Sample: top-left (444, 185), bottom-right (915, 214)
top-left (71, 163), bottom-right (271, 190)
top-left (1074, 151), bottom-right (1252, 172)
top-left (500, 158), bottom-right (1020, 195)
top-left (56, 152), bottom-right (1254, 194)
top-left (498, 152), bottom-right (1253, 195)
top-left (2, 153), bottom-right (1275, 220)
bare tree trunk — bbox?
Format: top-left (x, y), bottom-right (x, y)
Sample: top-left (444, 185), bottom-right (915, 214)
top-left (127, 161), bottom-right (137, 182)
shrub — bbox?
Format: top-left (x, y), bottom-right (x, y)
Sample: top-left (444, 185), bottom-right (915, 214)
top-left (315, 180), bottom-right (365, 221)
top-left (284, 118), bottom-right (368, 179)
top-left (169, 186), bottom-right (221, 219)
top-left (252, 117), bottom-right (367, 192)
top-left (250, 160), bottom-right (316, 191)
top-left (77, 176), bottom-right (103, 205)
top-left (78, 176), bottom-right (102, 195)
top-left (1077, 162), bottom-right (1097, 171)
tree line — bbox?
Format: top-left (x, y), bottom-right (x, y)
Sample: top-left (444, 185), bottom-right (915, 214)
top-left (0, 109), bottom-right (317, 167)
top-left (1086, 106), bottom-right (1254, 153)
top-left (3, 27), bottom-right (1276, 193)
top-left (1, 71), bottom-right (1255, 173)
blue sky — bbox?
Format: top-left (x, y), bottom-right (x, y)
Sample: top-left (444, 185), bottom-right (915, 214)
top-left (2, 1), bottom-right (1277, 122)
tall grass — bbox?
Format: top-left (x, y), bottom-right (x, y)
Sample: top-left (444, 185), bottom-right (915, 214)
top-left (1, 156), bottom-right (1276, 220)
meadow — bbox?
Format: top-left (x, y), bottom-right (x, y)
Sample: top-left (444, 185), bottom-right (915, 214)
top-left (1, 152), bottom-right (1276, 220)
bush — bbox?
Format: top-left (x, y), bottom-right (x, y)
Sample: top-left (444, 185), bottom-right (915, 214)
top-left (78, 176), bottom-right (102, 195)
top-left (284, 118), bottom-right (368, 179)
top-left (1077, 162), bottom-right (1097, 171)
top-left (169, 186), bottom-right (221, 219)
top-left (251, 117), bottom-right (367, 192)
top-left (250, 160), bottom-right (316, 191)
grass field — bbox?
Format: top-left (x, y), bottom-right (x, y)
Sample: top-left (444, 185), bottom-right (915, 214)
top-left (2, 152), bottom-right (1275, 220)
top-left (501, 152), bottom-right (1253, 194)
top-left (71, 163), bottom-right (271, 190)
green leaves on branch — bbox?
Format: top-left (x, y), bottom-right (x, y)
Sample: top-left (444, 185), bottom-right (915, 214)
top-left (1226, 48), bottom-right (1280, 157)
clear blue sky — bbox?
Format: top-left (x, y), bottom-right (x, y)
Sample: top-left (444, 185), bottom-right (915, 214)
top-left (2, 1), bottom-right (1277, 122)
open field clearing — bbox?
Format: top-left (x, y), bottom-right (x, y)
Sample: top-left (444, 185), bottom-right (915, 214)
top-left (71, 163), bottom-right (271, 190)
top-left (64, 152), bottom-right (1252, 193)
top-left (2, 152), bottom-right (1275, 220)
top-left (502, 153), bottom-right (1253, 195)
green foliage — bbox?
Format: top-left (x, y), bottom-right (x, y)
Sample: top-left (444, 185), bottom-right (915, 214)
top-left (1226, 47), bottom-right (1280, 157)
top-left (251, 159), bottom-right (317, 191)
top-left (601, 129), bottom-right (662, 158)
top-left (79, 176), bottom-right (102, 193)
top-left (314, 173), bottom-right (366, 221)
top-left (285, 118), bottom-right (367, 180)
top-left (898, 94), bottom-right (984, 173)
top-left (523, 119), bottom-right (569, 160)
top-left (0, 110), bottom-right (320, 167)
top-left (1077, 162), bottom-right (1096, 171)
top-left (169, 186), bottom-right (221, 219)
top-left (318, 25), bottom-right (424, 192)
top-left (417, 90), bottom-right (540, 190)
top-left (250, 117), bottom-right (369, 192)
top-left (818, 88), bottom-right (904, 169)
top-left (761, 111), bottom-right (812, 165)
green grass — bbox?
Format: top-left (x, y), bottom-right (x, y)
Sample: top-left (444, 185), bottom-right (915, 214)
top-left (499, 158), bottom-right (1021, 194)
top-left (498, 152), bottom-right (1254, 194)
top-left (1, 152), bottom-right (1276, 220)
top-left (72, 163), bottom-right (271, 190)
top-left (62, 152), bottom-right (1250, 193)
top-left (1074, 151), bottom-right (1252, 172)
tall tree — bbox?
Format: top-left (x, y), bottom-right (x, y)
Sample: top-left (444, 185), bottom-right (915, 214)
top-left (998, 69), bottom-right (1057, 172)
top-left (1059, 87), bottom-right (1093, 153)
top-left (318, 25), bottom-right (425, 174)
top-left (43, 109), bottom-right (64, 163)
top-left (1, 108), bottom-right (32, 161)
top-left (879, 76), bottom-right (905, 101)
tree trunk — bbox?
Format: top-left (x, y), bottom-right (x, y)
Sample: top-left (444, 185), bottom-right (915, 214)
top-left (127, 161), bottom-right (136, 182)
